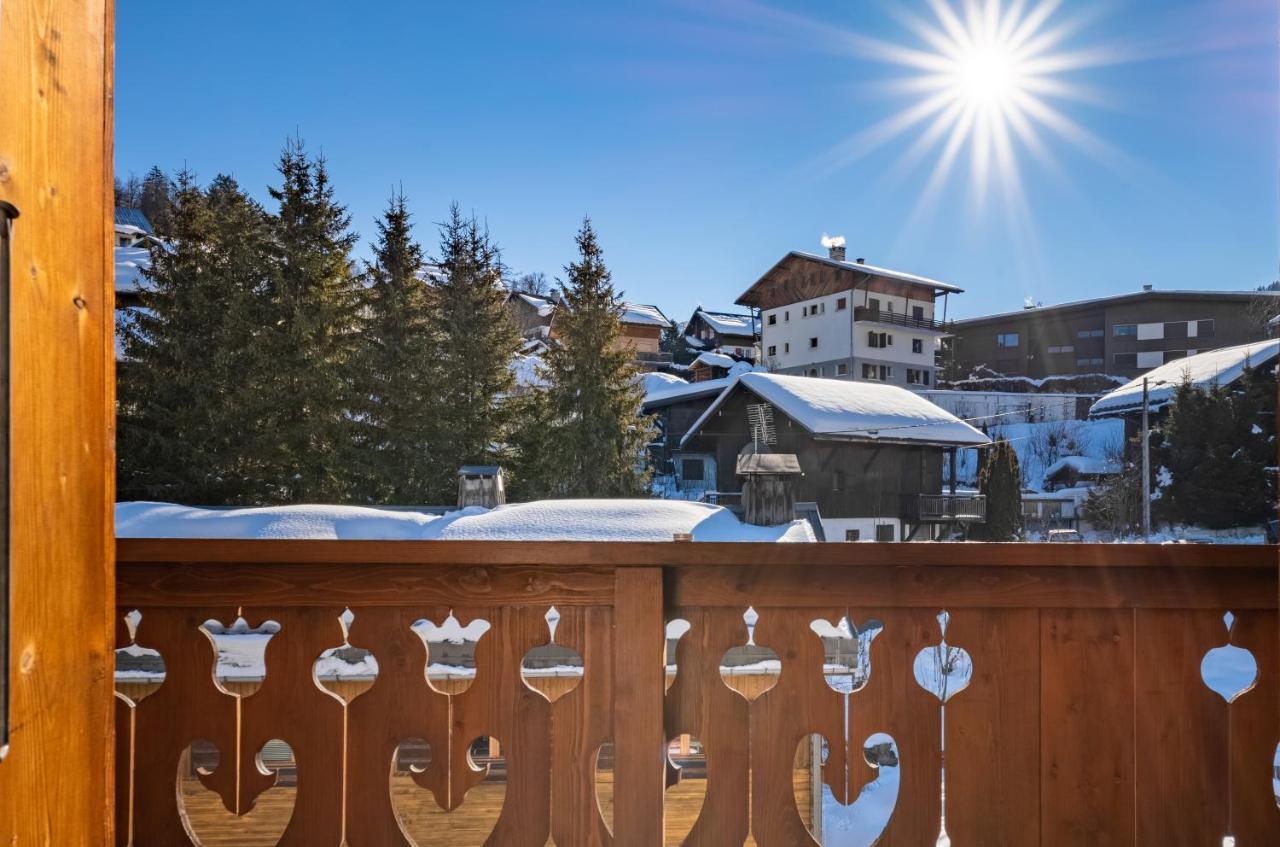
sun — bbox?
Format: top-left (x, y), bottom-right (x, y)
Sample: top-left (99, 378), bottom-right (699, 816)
top-left (952, 40), bottom-right (1023, 106)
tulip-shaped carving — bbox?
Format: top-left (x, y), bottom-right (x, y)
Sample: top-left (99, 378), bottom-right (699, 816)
top-left (913, 611), bottom-right (972, 847)
top-left (1200, 612), bottom-right (1257, 847)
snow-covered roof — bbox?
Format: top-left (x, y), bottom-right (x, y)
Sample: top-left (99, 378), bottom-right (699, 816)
top-left (642, 375), bottom-right (734, 408)
top-left (116, 499), bottom-right (816, 542)
top-left (621, 303), bottom-right (672, 328)
top-left (682, 373), bottom-right (990, 448)
top-left (115, 246), bottom-right (152, 294)
top-left (1043, 455), bottom-right (1120, 480)
top-left (1089, 339), bottom-right (1280, 417)
top-left (114, 207), bottom-right (154, 234)
top-left (516, 292), bottom-right (556, 317)
top-left (693, 351), bottom-right (737, 370)
top-left (791, 252), bottom-right (964, 293)
top-left (694, 308), bottom-right (759, 336)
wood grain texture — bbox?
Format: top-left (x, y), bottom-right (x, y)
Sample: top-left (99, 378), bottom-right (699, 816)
top-left (1223, 609), bottom-right (1279, 843)
top-left (1040, 609), bottom-right (1135, 845)
top-left (0, 0), bottom-right (116, 844)
top-left (613, 567), bottom-right (665, 846)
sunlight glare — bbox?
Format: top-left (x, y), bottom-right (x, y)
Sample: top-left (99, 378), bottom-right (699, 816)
top-left (954, 40), bottom-right (1022, 106)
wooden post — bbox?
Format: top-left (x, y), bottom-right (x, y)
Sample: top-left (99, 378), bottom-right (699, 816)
top-left (613, 566), bottom-right (665, 846)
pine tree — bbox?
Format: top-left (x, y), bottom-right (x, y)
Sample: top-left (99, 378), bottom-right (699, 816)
top-left (352, 191), bottom-right (442, 502)
top-left (660, 321), bottom-right (694, 365)
top-left (976, 438), bottom-right (1023, 540)
top-left (519, 218), bottom-right (654, 498)
top-left (117, 171), bottom-right (273, 503)
top-left (426, 203), bottom-right (522, 500)
top-left (256, 138), bottom-right (363, 503)
top-left (140, 165), bottom-right (174, 233)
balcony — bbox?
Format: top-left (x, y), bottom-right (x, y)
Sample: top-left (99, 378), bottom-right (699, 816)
top-left (113, 539), bottom-right (1277, 845)
top-left (909, 492), bottom-right (988, 522)
top-left (854, 306), bottom-right (951, 334)
top-left (632, 350), bottom-right (674, 364)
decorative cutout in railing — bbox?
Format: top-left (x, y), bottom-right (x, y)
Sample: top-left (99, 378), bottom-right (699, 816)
top-left (1201, 611), bottom-right (1260, 847)
top-left (913, 610), bottom-right (973, 847)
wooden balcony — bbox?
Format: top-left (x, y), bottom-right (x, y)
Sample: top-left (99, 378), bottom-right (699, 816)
top-left (853, 306), bottom-right (952, 334)
top-left (910, 493), bottom-right (988, 522)
top-left (114, 539), bottom-right (1278, 845)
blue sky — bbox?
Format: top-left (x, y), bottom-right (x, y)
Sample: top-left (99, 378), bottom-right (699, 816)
top-left (116, 0), bottom-right (1276, 320)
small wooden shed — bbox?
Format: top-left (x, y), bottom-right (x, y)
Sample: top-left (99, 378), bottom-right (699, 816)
top-left (736, 452), bottom-right (802, 527)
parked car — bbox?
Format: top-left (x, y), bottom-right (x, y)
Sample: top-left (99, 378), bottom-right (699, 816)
top-left (1046, 529), bottom-right (1083, 543)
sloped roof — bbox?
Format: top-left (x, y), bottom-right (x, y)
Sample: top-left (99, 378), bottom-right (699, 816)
top-left (114, 207), bottom-right (154, 234)
top-left (1089, 339), bottom-right (1280, 417)
top-left (736, 251), bottom-right (963, 310)
top-left (622, 303), bottom-right (672, 328)
top-left (694, 308), bottom-right (759, 336)
top-left (682, 372), bottom-right (990, 448)
top-left (1043, 456), bottom-right (1121, 480)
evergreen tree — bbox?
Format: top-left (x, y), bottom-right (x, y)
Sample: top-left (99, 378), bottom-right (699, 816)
top-left (256, 138), bottom-right (363, 503)
top-left (660, 321), bottom-right (694, 365)
top-left (140, 165), bottom-right (174, 233)
top-left (518, 218), bottom-right (654, 498)
top-left (352, 191), bottom-right (442, 502)
top-left (117, 171), bottom-right (273, 503)
top-left (426, 203), bottom-right (522, 499)
top-left (1155, 371), bottom-right (1274, 529)
top-left (1081, 440), bottom-right (1145, 537)
top-left (975, 438), bottom-right (1023, 540)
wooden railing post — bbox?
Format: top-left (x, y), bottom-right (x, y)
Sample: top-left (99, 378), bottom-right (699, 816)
top-left (613, 566), bottom-right (666, 846)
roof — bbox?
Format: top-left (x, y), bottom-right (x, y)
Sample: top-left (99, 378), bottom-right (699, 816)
top-left (736, 453), bottom-right (802, 475)
top-left (736, 251), bottom-right (963, 309)
top-left (621, 303), bottom-right (672, 328)
top-left (114, 207), bottom-right (154, 234)
top-left (115, 499), bottom-right (817, 542)
top-left (682, 372), bottom-right (991, 448)
top-left (1043, 456), bottom-right (1121, 480)
top-left (693, 351), bottom-right (737, 370)
top-left (952, 289), bottom-right (1280, 327)
top-left (458, 465), bottom-right (503, 476)
top-left (693, 308), bottom-right (759, 337)
top-left (1089, 339), bottom-right (1280, 417)
top-left (514, 292), bottom-right (556, 317)
top-left (642, 375), bottom-right (734, 408)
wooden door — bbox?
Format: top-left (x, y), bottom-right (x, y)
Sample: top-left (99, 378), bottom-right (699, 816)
top-left (0, 0), bottom-right (115, 843)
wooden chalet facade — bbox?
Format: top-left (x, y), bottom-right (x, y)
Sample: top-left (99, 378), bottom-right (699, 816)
top-left (677, 373), bottom-right (989, 540)
top-left (684, 308), bottom-right (759, 362)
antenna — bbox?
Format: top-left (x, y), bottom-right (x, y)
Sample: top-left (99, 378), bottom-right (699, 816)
top-left (746, 403), bottom-right (776, 447)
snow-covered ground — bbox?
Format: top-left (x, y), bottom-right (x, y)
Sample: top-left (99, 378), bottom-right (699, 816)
top-left (116, 499), bottom-right (816, 542)
top-left (952, 418), bottom-right (1124, 490)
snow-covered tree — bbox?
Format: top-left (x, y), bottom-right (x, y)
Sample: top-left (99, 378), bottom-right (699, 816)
top-left (517, 218), bottom-right (654, 498)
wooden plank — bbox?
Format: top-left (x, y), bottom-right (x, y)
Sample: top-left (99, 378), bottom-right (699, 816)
top-left (945, 609), bottom-right (1040, 847)
top-left (0, 0), bottom-right (116, 844)
top-left (672, 564), bottom-right (1275, 610)
top-left (1134, 609), bottom-right (1227, 845)
top-left (846, 607), bottom-right (941, 847)
top-left (613, 567), bottom-right (665, 846)
top-left (117, 562), bottom-right (615, 608)
top-left (117, 538), bottom-right (1276, 569)
top-left (1224, 610), bottom-right (1280, 843)
top-left (665, 606), bottom-right (750, 846)
top-left (1040, 609), bottom-right (1135, 845)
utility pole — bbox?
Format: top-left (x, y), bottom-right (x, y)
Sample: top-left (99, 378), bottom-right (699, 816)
top-left (1141, 376), bottom-right (1151, 541)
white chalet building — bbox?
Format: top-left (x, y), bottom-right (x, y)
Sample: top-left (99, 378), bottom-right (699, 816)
top-left (735, 244), bottom-right (962, 389)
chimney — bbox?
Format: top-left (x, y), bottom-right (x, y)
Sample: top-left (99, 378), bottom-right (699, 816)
top-left (1142, 284), bottom-right (1153, 292)
top-left (736, 452), bottom-right (801, 526)
top-left (856, 257), bottom-right (865, 264)
top-left (829, 244), bottom-right (847, 262)
top-left (457, 465), bottom-right (506, 509)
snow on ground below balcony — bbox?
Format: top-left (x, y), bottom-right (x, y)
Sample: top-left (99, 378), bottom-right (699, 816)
top-left (116, 499), bottom-right (816, 542)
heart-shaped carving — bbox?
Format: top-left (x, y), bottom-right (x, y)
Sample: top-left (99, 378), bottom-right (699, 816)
top-left (913, 611), bottom-right (972, 703)
top-left (1201, 612), bottom-right (1257, 704)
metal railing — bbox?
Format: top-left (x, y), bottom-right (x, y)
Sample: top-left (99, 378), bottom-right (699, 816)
top-left (854, 306), bottom-right (951, 333)
top-left (912, 492), bottom-right (987, 521)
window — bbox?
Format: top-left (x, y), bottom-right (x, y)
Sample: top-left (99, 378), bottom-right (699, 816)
top-left (1114, 324), bottom-right (1137, 337)
top-left (809, 337), bottom-right (818, 348)
top-left (1164, 350), bottom-right (1187, 363)
top-left (1113, 353), bottom-right (1138, 368)
top-left (836, 362), bottom-right (848, 376)
top-left (1164, 321), bottom-right (1188, 339)
top-left (912, 305), bottom-right (925, 321)
top-left (868, 298), bottom-right (881, 312)
top-left (833, 470), bottom-right (845, 492)
top-left (680, 459), bottom-right (704, 482)
top-left (808, 368), bottom-right (818, 377)
top-left (1196, 319), bottom-right (1215, 337)
top-left (923, 370), bottom-right (930, 386)
top-left (867, 331), bottom-right (893, 349)
top-left (1047, 345), bottom-right (1075, 354)
top-left (836, 297), bottom-right (848, 311)
top-left (912, 339), bottom-right (923, 354)
top-left (861, 363), bottom-right (878, 380)
top-left (875, 524), bottom-right (896, 542)
top-left (845, 529), bottom-right (861, 542)
top-left (997, 332), bottom-right (1020, 348)
top-left (767, 314), bottom-right (777, 326)
top-left (1077, 357), bottom-right (1103, 368)
top-left (907, 368), bottom-right (924, 384)
top-left (784, 310), bottom-right (790, 322)
top-left (879, 365), bottom-right (892, 381)
top-left (784, 342), bottom-right (790, 354)
top-left (767, 345), bottom-right (777, 357)
top-left (1077, 328), bottom-right (1104, 339)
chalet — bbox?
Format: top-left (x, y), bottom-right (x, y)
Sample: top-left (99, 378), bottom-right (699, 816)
top-left (505, 291), bottom-right (558, 341)
top-left (685, 307), bottom-right (760, 362)
top-left (642, 376), bottom-right (735, 498)
top-left (736, 243), bottom-right (961, 387)
top-left (506, 294), bottom-right (674, 371)
top-left (1042, 456), bottom-right (1120, 491)
top-left (677, 372), bottom-right (990, 540)
top-left (689, 351), bottom-right (738, 382)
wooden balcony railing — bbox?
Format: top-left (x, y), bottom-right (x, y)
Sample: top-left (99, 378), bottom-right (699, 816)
top-left (910, 493), bottom-right (988, 522)
top-left (115, 539), bottom-right (1279, 846)
top-left (853, 306), bottom-right (951, 334)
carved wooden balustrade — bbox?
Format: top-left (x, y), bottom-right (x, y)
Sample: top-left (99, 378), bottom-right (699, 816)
top-left (115, 539), bottom-right (1279, 846)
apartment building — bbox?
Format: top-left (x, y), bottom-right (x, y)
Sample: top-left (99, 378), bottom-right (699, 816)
top-left (945, 287), bottom-right (1279, 381)
top-left (735, 244), bottom-right (962, 388)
